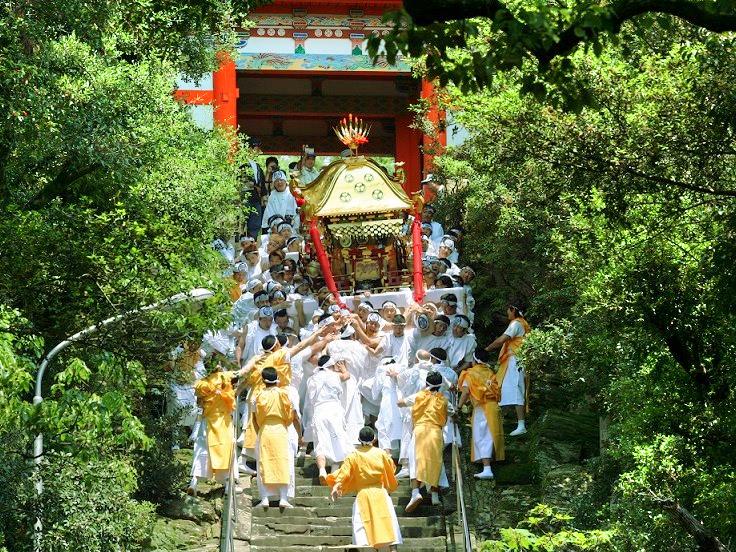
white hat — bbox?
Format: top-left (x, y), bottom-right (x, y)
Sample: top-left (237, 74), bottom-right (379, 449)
top-left (272, 170), bottom-right (287, 181)
top-left (452, 315), bottom-right (471, 329)
top-left (245, 279), bottom-right (261, 292)
top-left (203, 330), bottom-right (230, 356)
top-left (440, 239), bottom-right (455, 251)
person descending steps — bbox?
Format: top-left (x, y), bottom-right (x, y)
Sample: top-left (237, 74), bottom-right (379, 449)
top-left (307, 354), bottom-right (355, 484)
top-left (327, 426), bottom-right (403, 552)
top-left (398, 370), bottom-right (451, 512)
top-left (254, 366), bottom-right (298, 509)
top-left (457, 348), bottom-right (506, 479)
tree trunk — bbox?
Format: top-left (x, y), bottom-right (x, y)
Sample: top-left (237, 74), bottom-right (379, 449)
top-left (659, 500), bottom-right (730, 552)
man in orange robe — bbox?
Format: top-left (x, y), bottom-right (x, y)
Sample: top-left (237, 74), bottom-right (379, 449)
top-left (457, 348), bottom-right (505, 479)
top-left (485, 304), bottom-right (531, 436)
top-left (189, 360), bottom-right (239, 495)
top-left (397, 371), bottom-right (449, 512)
top-left (253, 367), bottom-right (297, 509)
top-left (328, 427), bottom-right (402, 551)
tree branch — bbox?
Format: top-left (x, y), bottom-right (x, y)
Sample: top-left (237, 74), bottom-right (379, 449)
top-left (537, 0), bottom-right (736, 64)
top-left (403, 0), bottom-right (736, 66)
top-left (25, 162), bottom-right (101, 210)
top-left (653, 497), bottom-right (731, 552)
top-left (403, 0), bottom-right (505, 26)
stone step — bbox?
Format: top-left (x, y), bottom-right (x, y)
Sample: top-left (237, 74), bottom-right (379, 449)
top-left (251, 545), bottom-right (443, 552)
top-left (252, 504), bottom-right (440, 518)
top-left (252, 483), bottom-right (412, 496)
top-left (252, 520), bottom-right (443, 538)
top-left (252, 494), bottom-right (443, 508)
top-left (251, 535), bottom-right (446, 548)
top-left (249, 515), bottom-right (442, 528)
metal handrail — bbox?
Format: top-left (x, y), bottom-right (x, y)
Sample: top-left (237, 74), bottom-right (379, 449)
top-left (451, 396), bottom-right (472, 552)
top-left (219, 394), bottom-right (240, 552)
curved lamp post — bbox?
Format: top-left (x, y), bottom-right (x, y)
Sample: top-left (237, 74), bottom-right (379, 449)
top-left (32, 287), bottom-right (214, 550)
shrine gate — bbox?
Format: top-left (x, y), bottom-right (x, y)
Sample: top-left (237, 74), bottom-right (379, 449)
top-left (175, 0), bottom-right (445, 193)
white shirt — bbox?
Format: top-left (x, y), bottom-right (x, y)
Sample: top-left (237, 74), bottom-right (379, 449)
top-left (429, 221), bottom-right (444, 248)
top-left (408, 329), bottom-right (452, 362)
top-left (387, 333), bottom-right (410, 365)
top-left (447, 333), bottom-right (477, 369)
top-left (504, 320), bottom-right (526, 338)
top-left (300, 166), bottom-right (320, 185)
top-left (243, 321), bottom-right (277, 362)
top-left (262, 189), bottom-right (299, 231)
top-left (307, 368), bottom-right (344, 407)
top-left (232, 294), bottom-right (255, 326)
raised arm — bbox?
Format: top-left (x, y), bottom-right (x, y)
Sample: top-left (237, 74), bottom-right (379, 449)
top-left (288, 323), bottom-right (331, 357)
top-left (485, 333), bottom-right (510, 352)
top-left (350, 315), bottom-right (382, 349)
top-left (235, 325), bottom-right (248, 366)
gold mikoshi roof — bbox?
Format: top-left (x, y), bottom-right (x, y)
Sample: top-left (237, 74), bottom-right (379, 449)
top-left (299, 156), bottom-right (412, 218)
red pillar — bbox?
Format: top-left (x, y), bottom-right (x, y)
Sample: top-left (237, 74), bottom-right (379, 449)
top-left (212, 51), bottom-right (239, 130)
top-left (420, 79), bottom-right (446, 176)
top-left (395, 114), bottom-right (422, 194)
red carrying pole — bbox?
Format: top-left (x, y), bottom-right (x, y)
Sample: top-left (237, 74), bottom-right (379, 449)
top-left (411, 212), bottom-right (425, 303)
top-left (309, 219), bottom-right (346, 308)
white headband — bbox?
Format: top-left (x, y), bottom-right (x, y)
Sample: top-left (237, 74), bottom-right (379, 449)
top-left (473, 352), bottom-right (488, 365)
top-left (427, 383), bottom-right (442, 391)
top-left (452, 316), bottom-right (470, 329)
top-left (367, 313), bottom-right (381, 323)
top-left (319, 357), bottom-right (336, 370)
top-left (382, 301), bottom-right (397, 309)
top-left (429, 350), bottom-right (445, 363)
top-left (267, 338), bottom-right (280, 352)
top-left (359, 437), bottom-right (374, 445)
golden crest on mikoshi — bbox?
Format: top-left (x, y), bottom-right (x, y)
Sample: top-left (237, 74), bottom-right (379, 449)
top-left (333, 113), bottom-right (371, 155)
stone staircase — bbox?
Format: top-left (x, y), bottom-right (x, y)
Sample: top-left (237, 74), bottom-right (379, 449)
top-left (247, 456), bottom-right (448, 552)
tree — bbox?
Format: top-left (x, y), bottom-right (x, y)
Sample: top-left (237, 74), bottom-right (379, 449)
top-left (430, 20), bottom-right (736, 551)
top-left (0, 0), bottom-right (250, 549)
top-left (371, 0), bottom-right (736, 102)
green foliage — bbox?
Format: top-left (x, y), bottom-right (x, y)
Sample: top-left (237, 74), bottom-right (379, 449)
top-left (479, 504), bottom-right (615, 551)
top-left (434, 19), bottom-right (736, 551)
top-left (38, 455), bottom-right (155, 552)
top-left (0, 0), bottom-right (249, 548)
top-left (372, 1), bottom-right (736, 106)
top-left (134, 408), bottom-right (190, 503)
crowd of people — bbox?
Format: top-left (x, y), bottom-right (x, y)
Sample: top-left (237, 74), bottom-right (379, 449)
top-left (169, 152), bottom-right (531, 552)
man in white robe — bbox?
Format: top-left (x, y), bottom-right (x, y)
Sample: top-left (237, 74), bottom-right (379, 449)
top-left (262, 171), bottom-right (299, 233)
top-left (372, 357), bottom-right (404, 456)
top-left (235, 307), bottom-right (277, 365)
top-left (386, 314), bottom-right (410, 365)
top-left (307, 355), bottom-right (355, 483)
top-left (326, 331), bottom-right (368, 441)
top-left (447, 315), bottom-right (477, 372)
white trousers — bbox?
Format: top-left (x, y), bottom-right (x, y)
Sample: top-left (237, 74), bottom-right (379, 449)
top-left (499, 356), bottom-right (525, 406)
top-left (352, 491), bottom-right (403, 548)
top-left (471, 407), bottom-right (494, 461)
